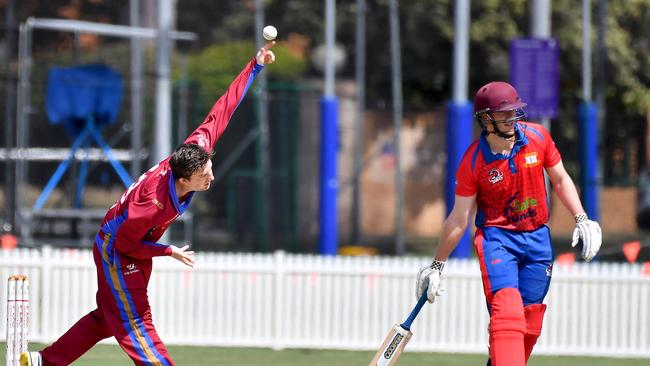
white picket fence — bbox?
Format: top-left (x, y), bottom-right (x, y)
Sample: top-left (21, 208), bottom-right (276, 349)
top-left (1, 247), bottom-right (649, 358)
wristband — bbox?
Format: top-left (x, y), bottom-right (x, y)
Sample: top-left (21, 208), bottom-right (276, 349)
top-left (430, 259), bottom-right (445, 272)
top-left (575, 213), bottom-right (588, 224)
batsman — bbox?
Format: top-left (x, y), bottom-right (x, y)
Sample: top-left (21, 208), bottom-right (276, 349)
top-left (415, 81), bottom-right (602, 366)
top-left (20, 43), bottom-right (276, 366)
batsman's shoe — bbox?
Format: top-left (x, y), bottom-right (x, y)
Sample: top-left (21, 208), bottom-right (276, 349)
top-left (20, 351), bottom-right (42, 366)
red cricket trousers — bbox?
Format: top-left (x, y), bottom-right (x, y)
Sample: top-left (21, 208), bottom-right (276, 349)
top-left (40, 241), bottom-right (174, 366)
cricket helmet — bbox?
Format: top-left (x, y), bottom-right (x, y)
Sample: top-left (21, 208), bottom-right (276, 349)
top-left (473, 81), bottom-right (527, 116)
top-left (473, 81), bottom-right (527, 138)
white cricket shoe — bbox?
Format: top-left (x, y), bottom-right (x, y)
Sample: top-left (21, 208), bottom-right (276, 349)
top-left (20, 351), bottom-right (42, 366)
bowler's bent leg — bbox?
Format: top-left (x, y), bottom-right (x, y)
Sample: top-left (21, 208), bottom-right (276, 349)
top-left (97, 253), bottom-right (174, 366)
top-left (40, 308), bottom-right (112, 366)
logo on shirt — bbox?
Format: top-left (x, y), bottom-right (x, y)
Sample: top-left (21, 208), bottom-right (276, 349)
top-left (197, 134), bottom-right (209, 149)
top-left (524, 152), bottom-right (540, 167)
top-left (512, 197), bottom-right (538, 212)
top-left (503, 194), bottom-right (538, 223)
top-left (152, 198), bottom-right (164, 210)
top-left (488, 169), bottom-right (504, 184)
top-left (546, 263), bottom-right (553, 277)
top-left (124, 263), bottom-right (139, 276)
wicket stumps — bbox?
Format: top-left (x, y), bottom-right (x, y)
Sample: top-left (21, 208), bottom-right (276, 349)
top-left (5, 275), bottom-right (29, 366)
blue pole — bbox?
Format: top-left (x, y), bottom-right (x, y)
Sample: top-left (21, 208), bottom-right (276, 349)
top-left (320, 96), bottom-right (339, 255)
top-left (75, 141), bottom-right (90, 208)
top-left (578, 101), bottom-right (599, 220)
top-left (446, 101), bottom-right (473, 258)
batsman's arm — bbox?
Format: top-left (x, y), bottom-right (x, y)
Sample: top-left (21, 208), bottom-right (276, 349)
top-left (434, 144), bottom-right (478, 261)
top-left (183, 58), bottom-right (264, 152)
top-left (433, 194), bottom-right (475, 261)
top-left (546, 160), bottom-right (585, 217)
top-left (547, 159), bottom-right (602, 261)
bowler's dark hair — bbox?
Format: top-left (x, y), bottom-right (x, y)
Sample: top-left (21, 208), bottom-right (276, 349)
top-left (170, 143), bottom-right (212, 180)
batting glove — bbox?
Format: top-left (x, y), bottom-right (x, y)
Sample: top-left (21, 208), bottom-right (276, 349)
top-left (571, 213), bottom-right (602, 262)
top-left (415, 260), bottom-right (446, 303)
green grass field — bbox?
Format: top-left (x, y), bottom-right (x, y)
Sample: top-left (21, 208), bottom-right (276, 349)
top-left (2, 343), bottom-right (648, 366)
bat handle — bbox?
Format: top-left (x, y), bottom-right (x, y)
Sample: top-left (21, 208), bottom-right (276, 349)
top-left (400, 288), bottom-right (429, 331)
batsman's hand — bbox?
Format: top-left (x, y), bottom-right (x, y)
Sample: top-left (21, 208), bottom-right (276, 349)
top-left (170, 245), bottom-right (195, 268)
top-left (415, 260), bottom-right (446, 303)
top-left (571, 214), bottom-right (602, 262)
top-left (256, 41), bottom-right (276, 65)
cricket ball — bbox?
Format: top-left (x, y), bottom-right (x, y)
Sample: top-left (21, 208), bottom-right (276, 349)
top-left (263, 25), bottom-right (277, 41)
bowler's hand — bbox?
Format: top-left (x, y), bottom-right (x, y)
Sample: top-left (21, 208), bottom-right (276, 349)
top-left (170, 245), bottom-right (195, 268)
top-left (256, 41), bottom-right (276, 65)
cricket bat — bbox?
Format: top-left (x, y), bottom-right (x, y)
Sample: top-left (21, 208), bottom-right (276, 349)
top-left (368, 290), bottom-right (429, 366)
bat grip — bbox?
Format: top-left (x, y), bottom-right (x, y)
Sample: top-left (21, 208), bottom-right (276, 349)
top-left (400, 289), bottom-right (429, 331)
